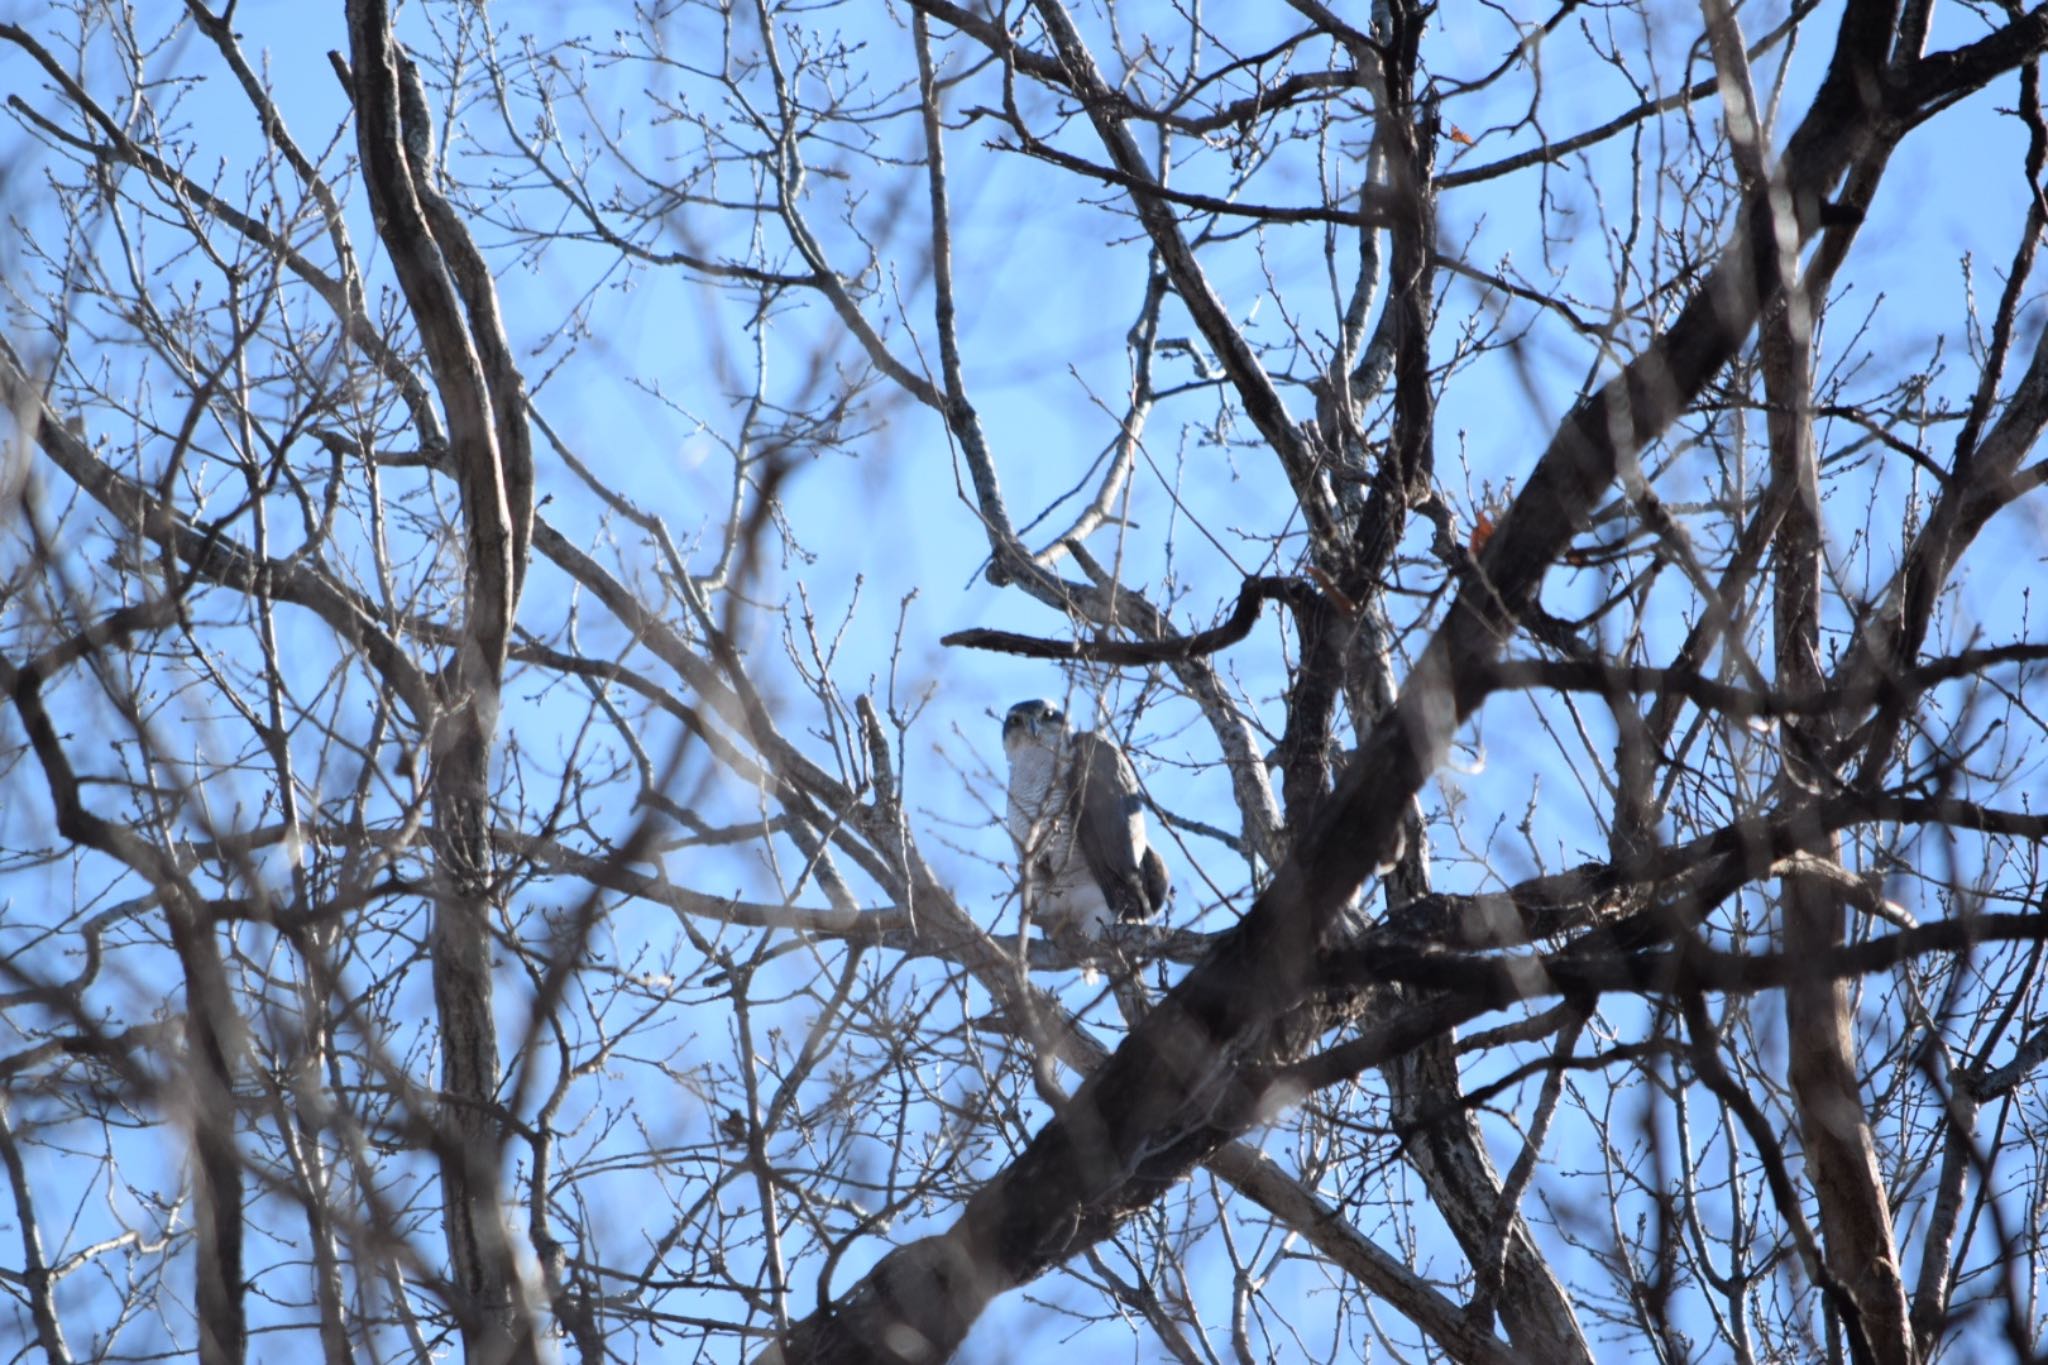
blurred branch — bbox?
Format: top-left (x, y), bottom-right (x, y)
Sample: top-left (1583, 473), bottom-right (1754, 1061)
top-left (941, 575), bottom-right (1320, 662)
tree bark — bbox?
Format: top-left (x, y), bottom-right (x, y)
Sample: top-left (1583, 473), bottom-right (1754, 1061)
top-left (345, 3), bottom-right (536, 1359)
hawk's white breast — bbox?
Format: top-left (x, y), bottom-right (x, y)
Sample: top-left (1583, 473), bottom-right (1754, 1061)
top-left (1005, 739), bottom-right (1113, 937)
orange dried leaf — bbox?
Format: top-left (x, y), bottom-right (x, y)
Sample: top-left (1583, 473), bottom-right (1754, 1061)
top-left (1468, 511), bottom-right (1495, 555)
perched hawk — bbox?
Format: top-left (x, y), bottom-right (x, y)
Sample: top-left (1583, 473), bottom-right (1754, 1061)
top-left (1002, 699), bottom-right (1169, 941)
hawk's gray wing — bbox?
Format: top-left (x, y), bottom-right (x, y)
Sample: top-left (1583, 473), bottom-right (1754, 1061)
top-left (1140, 844), bottom-right (1169, 916)
top-left (1066, 729), bottom-right (1168, 921)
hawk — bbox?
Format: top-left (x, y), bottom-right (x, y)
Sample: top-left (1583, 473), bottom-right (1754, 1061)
top-left (1002, 699), bottom-right (1169, 943)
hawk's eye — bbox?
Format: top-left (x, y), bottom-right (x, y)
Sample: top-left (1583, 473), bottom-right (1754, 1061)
top-left (1046, 709), bottom-right (1063, 723)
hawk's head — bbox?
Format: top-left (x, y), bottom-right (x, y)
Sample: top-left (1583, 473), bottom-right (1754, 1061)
top-left (1001, 699), bottom-right (1068, 759)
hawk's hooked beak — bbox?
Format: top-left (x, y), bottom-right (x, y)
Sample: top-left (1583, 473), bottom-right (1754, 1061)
top-left (1002, 702), bottom-right (1062, 744)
